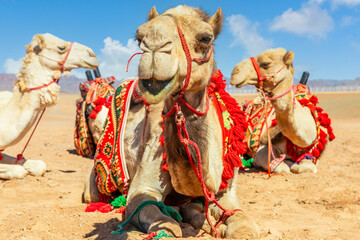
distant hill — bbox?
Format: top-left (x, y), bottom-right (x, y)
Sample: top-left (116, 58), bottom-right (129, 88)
top-left (1, 72), bottom-right (360, 93)
top-left (225, 75), bottom-right (360, 94)
top-left (0, 73), bottom-right (122, 94)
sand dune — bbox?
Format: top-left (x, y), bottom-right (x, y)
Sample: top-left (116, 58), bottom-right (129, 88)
top-left (0, 92), bottom-right (359, 239)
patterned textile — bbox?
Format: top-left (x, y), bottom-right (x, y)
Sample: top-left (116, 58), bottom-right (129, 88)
top-left (93, 80), bottom-right (136, 196)
top-left (243, 83), bottom-right (335, 163)
top-left (243, 97), bottom-right (274, 157)
top-left (74, 101), bottom-right (95, 157)
top-left (207, 70), bottom-right (248, 189)
top-left (73, 81), bottom-right (115, 157)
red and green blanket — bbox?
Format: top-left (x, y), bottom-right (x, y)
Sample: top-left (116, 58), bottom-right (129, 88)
top-left (93, 70), bottom-right (248, 198)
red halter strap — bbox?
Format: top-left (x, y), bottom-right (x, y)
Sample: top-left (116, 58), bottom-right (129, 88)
top-left (18, 42), bottom-right (74, 91)
top-left (13, 42), bottom-right (74, 163)
top-left (159, 16), bottom-right (241, 238)
top-left (250, 57), bottom-right (286, 89)
top-left (250, 56), bottom-right (293, 177)
top-left (37, 42), bottom-right (74, 73)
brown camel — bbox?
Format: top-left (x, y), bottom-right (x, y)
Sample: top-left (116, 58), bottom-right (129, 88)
top-left (84, 5), bottom-right (259, 239)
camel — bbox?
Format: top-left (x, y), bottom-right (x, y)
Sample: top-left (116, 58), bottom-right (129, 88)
top-left (0, 33), bottom-right (98, 180)
top-left (230, 48), bottom-right (334, 174)
top-left (84, 5), bottom-right (259, 239)
top-left (74, 72), bottom-right (117, 157)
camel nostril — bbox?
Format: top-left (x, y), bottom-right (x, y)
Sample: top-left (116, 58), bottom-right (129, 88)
top-left (88, 50), bottom-right (96, 58)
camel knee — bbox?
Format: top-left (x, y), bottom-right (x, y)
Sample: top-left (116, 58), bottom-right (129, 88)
top-left (83, 167), bottom-right (100, 203)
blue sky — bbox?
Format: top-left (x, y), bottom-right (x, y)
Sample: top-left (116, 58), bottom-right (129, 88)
top-left (1, 0), bottom-right (359, 81)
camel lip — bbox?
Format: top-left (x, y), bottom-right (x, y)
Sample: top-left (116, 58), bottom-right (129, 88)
top-left (138, 74), bottom-right (178, 104)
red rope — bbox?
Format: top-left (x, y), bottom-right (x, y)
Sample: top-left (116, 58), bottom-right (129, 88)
top-left (160, 18), bottom-right (240, 238)
top-left (126, 52), bottom-right (143, 72)
top-left (16, 107), bottom-right (46, 164)
top-left (13, 43), bottom-right (73, 163)
top-left (250, 57), bottom-right (292, 176)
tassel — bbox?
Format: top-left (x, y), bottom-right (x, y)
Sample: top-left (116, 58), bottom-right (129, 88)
top-left (85, 202), bottom-right (112, 213)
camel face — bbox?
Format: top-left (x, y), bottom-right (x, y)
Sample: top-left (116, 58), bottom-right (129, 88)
top-left (230, 48), bottom-right (294, 90)
top-left (29, 33), bottom-right (98, 76)
top-left (136, 5), bottom-right (223, 104)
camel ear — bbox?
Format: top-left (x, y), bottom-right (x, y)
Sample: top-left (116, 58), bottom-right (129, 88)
top-left (148, 6), bottom-right (159, 21)
top-left (30, 34), bottom-right (45, 53)
top-left (283, 51), bottom-right (294, 65)
top-left (208, 7), bottom-right (223, 39)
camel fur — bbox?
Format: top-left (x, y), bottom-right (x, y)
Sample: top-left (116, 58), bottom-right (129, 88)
top-left (84, 5), bottom-right (259, 239)
top-left (0, 33), bottom-right (98, 180)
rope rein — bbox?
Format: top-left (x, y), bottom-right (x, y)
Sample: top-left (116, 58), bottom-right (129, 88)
top-left (6, 42), bottom-right (74, 163)
top-left (158, 18), bottom-right (240, 238)
top-left (250, 56), bottom-right (294, 176)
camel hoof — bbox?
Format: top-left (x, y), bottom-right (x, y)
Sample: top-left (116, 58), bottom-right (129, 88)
top-left (23, 160), bottom-right (46, 176)
top-left (291, 159), bottom-right (317, 174)
top-left (0, 165), bottom-right (28, 179)
top-left (224, 211), bottom-right (260, 239)
top-left (148, 215), bottom-right (182, 238)
top-left (273, 162), bottom-right (290, 174)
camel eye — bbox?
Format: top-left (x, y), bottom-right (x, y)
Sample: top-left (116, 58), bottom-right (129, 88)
top-left (199, 35), bottom-right (212, 44)
top-left (260, 62), bottom-right (271, 69)
top-left (58, 46), bottom-right (66, 51)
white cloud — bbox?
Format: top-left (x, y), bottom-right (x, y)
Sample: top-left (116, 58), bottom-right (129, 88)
top-left (98, 37), bottom-right (140, 80)
top-left (340, 16), bottom-right (358, 26)
top-left (4, 58), bottom-right (22, 74)
top-left (270, 1), bottom-right (334, 39)
top-left (331, 0), bottom-right (360, 7)
top-left (227, 14), bottom-right (273, 57)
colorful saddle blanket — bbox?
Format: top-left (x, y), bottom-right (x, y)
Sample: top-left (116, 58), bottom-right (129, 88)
top-left (94, 71), bottom-right (248, 197)
top-left (74, 82), bottom-right (115, 157)
top-left (244, 83), bottom-right (335, 163)
top-left (93, 80), bottom-right (136, 196)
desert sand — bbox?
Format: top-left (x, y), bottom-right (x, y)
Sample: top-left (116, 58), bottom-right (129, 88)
top-left (0, 92), bottom-right (359, 239)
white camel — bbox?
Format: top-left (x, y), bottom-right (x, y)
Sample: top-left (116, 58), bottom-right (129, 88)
top-left (0, 33), bottom-right (98, 180)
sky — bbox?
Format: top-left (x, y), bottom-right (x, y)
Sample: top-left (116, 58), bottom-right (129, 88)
top-left (1, 0), bottom-right (360, 81)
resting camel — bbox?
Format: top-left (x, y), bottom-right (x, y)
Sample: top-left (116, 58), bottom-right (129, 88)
top-left (0, 33), bottom-right (98, 180)
top-left (84, 5), bottom-right (259, 239)
top-left (231, 48), bottom-right (334, 174)
top-left (74, 73), bottom-right (117, 157)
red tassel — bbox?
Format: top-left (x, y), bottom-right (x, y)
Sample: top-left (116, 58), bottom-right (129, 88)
top-left (85, 202), bottom-right (112, 213)
top-left (312, 148), bottom-right (320, 158)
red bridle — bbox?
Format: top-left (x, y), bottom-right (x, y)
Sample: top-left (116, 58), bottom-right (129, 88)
top-left (158, 17), bottom-right (240, 238)
top-left (250, 56), bottom-right (293, 177)
top-left (9, 42), bottom-right (74, 164)
top-left (17, 42), bottom-right (74, 91)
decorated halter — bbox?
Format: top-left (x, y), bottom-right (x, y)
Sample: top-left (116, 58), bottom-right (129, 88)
top-left (250, 56), bottom-right (294, 100)
top-left (15, 42), bottom-right (74, 91)
top-left (161, 14), bottom-right (213, 118)
top-left (250, 56), bottom-right (294, 177)
top-left (9, 42), bottom-right (74, 164)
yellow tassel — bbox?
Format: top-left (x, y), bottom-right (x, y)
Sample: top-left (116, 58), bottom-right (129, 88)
top-left (14, 80), bottom-right (26, 91)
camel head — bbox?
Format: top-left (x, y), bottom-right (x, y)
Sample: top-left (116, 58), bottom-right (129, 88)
top-left (230, 48), bottom-right (295, 93)
top-left (136, 5), bottom-right (223, 104)
top-left (27, 33), bottom-right (98, 76)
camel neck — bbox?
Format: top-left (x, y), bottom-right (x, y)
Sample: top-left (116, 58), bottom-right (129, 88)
top-left (0, 58), bottom-right (60, 149)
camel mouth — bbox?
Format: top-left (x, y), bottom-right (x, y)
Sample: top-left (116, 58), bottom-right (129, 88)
top-left (138, 73), bottom-right (178, 104)
top-left (82, 59), bottom-right (99, 70)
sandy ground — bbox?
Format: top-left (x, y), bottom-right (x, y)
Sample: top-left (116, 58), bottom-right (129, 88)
top-left (0, 92), bottom-right (359, 240)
